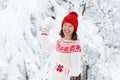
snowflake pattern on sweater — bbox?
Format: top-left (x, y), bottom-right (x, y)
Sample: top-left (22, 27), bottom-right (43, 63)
top-left (56, 38), bottom-right (81, 53)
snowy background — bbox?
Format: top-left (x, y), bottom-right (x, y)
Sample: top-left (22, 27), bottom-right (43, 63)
top-left (0, 0), bottom-right (120, 80)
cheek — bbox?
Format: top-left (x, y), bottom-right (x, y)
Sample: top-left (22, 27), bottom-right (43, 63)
top-left (70, 28), bottom-right (74, 33)
top-left (62, 26), bottom-right (65, 30)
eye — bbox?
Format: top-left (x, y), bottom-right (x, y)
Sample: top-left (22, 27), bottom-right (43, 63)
top-left (69, 25), bottom-right (72, 27)
top-left (64, 24), bottom-right (67, 26)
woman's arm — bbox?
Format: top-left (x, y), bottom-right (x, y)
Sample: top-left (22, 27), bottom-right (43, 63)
top-left (40, 17), bottom-right (55, 57)
top-left (70, 52), bottom-right (82, 76)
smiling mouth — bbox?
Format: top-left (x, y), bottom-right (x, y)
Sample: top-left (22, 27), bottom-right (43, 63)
top-left (64, 30), bottom-right (71, 33)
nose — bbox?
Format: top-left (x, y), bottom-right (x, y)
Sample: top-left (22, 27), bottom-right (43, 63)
top-left (65, 25), bottom-right (69, 30)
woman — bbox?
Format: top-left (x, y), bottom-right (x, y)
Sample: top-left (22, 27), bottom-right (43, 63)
top-left (40, 11), bottom-right (82, 80)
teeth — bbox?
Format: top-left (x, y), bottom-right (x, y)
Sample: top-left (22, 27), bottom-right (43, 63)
top-left (64, 30), bottom-right (70, 33)
top-left (66, 31), bottom-right (70, 33)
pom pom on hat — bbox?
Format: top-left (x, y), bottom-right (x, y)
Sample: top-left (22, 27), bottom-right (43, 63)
top-left (69, 11), bottom-right (78, 18)
top-left (62, 11), bottom-right (78, 31)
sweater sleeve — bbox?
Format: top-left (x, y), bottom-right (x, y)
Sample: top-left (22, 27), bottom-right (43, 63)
top-left (40, 34), bottom-right (55, 51)
top-left (40, 34), bottom-right (56, 59)
top-left (40, 17), bottom-right (55, 57)
top-left (69, 52), bottom-right (82, 76)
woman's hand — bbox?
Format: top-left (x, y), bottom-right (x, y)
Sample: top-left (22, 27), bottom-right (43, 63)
top-left (41, 17), bottom-right (54, 35)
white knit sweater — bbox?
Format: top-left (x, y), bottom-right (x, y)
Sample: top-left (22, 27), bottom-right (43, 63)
top-left (41, 35), bottom-right (82, 80)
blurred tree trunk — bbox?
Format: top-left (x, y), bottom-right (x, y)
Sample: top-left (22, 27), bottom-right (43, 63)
top-left (81, 65), bottom-right (89, 80)
top-left (70, 65), bottom-right (90, 80)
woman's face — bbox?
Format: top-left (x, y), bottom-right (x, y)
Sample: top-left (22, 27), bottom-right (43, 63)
top-left (62, 23), bottom-right (74, 39)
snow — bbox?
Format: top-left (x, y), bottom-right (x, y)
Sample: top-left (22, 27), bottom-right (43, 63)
top-left (0, 0), bottom-right (120, 80)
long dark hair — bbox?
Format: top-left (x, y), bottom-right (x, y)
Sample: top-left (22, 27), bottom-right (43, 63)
top-left (59, 29), bottom-right (78, 40)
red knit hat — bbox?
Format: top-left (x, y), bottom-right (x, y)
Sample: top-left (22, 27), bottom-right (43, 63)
top-left (62, 11), bottom-right (78, 31)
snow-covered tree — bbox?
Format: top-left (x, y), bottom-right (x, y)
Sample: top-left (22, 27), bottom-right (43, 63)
top-left (0, 0), bottom-right (120, 80)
